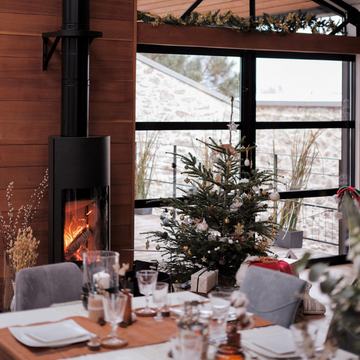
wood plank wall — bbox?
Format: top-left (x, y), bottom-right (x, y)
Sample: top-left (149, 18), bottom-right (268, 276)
top-left (0, 0), bottom-right (136, 310)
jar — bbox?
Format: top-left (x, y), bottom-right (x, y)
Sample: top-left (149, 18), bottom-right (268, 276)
top-left (215, 331), bottom-right (245, 360)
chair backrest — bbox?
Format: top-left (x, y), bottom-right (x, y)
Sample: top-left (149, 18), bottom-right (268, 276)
top-left (240, 265), bottom-right (307, 328)
top-left (15, 262), bottom-right (83, 311)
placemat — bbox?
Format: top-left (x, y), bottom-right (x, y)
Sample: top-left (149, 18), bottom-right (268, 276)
top-left (0, 315), bottom-right (273, 360)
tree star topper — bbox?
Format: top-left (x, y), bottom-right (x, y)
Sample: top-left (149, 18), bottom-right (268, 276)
top-left (227, 122), bottom-right (239, 132)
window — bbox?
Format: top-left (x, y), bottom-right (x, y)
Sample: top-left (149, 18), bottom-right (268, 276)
top-left (134, 46), bottom-right (355, 263)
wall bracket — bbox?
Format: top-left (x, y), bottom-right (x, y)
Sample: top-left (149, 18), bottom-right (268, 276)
top-left (42, 30), bottom-right (102, 71)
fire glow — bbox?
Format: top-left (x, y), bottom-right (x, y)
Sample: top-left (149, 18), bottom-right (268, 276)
top-left (64, 203), bottom-right (96, 261)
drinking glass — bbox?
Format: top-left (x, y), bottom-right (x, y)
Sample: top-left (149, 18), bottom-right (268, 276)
top-left (153, 282), bottom-right (169, 321)
top-left (208, 292), bottom-right (231, 346)
top-left (136, 269), bottom-right (158, 315)
top-left (102, 292), bottom-right (127, 347)
top-left (290, 322), bottom-right (319, 359)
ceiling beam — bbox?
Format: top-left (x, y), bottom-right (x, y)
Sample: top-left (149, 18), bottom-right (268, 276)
top-left (137, 22), bottom-right (360, 54)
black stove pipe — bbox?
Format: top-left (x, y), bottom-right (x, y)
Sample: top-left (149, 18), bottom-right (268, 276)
top-left (61, 0), bottom-right (90, 137)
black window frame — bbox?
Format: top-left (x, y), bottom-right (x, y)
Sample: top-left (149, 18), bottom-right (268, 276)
top-left (135, 44), bottom-right (355, 264)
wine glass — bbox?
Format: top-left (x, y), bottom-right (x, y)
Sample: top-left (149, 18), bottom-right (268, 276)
top-left (101, 292), bottom-right (127, 347)
top-left (208, 292), bottom-right (231, 346)
top-left (136, 269), bottom-right (158, 315)
top-left (153, 282), bottom-right (169, 321)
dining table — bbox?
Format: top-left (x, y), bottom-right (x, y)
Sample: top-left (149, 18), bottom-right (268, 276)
top-left (0, 291), bottom-right (358, 360)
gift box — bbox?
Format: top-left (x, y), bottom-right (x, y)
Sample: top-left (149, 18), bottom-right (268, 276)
top-left (191, 268), bottom-right (219, 294)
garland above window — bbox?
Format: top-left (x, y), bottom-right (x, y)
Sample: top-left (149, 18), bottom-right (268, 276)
top-left (137, 9), bottom-right (338, 35)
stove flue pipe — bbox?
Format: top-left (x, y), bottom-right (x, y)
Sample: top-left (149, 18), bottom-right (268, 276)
top-left (61, 0), bottom-right (90, 137)
top-left (42, 0), bottom-right (102, 137)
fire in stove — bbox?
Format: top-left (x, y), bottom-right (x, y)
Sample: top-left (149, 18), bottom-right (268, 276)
top-left (63, 197), bottom-right (105, 261)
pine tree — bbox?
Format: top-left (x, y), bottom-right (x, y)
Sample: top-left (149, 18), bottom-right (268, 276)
top-left (145, 99), bottom-right (280, 286)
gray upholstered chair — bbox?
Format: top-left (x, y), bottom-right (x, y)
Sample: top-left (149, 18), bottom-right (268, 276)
top-left (15, 262), bottom-right (83, 311)
top-left (240, 265), bottom-right (307, 328)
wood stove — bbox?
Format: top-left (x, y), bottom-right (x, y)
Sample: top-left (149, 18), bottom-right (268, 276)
top-left (46, 0), bottom-right (109, 263)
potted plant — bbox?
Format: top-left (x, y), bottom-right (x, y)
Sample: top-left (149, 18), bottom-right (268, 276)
top-left (274, 130), bottom-right (321, 248)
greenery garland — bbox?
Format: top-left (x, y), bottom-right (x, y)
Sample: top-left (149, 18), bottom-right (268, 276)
top-left (137, 9), bottom-right (338, 35)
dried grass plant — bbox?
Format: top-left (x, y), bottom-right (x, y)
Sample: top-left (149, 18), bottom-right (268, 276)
top-left (0, 169), bottom-right (49, 281)
top-left (279, 130), bottom-right (322, 232)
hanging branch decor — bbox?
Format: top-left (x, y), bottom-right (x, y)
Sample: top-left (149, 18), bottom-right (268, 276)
top-left (137, 9), bottom-right (338, 35)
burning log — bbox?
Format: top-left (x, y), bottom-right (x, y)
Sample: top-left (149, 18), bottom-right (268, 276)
top-left (65, 227), bottom-right (92, 259)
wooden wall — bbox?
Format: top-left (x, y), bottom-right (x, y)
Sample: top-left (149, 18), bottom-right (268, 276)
top-left (0, 0), bottom-right (136, 310)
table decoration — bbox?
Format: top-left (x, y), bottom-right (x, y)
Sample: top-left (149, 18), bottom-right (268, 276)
top-left (290, 322), bottom-right (318, 360)
top-left (101, 292), bottom-right (127, 348)
top-left (112, 262), bottom-right (133, 326)
top-left (135, 269), bottom-right (158, 316)
top-left (81, 251), bottom-right (119, 312)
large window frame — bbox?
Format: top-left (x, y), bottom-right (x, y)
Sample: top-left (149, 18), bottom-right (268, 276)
top-left (136, 44), bottom-right (356, 264)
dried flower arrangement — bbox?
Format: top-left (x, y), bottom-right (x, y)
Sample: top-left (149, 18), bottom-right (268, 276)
top-left (0, 169), bottom-right (49, 281)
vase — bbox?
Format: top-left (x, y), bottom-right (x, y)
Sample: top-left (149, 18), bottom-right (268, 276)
top-left (10, 280), bottom-right (16, 312)
top-left (215, 331), bottom-right (245, 360)
top-left (122, 288), bottom-right (133, 325)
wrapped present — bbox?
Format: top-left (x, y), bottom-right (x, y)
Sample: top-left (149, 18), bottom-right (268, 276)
top-left (191, 268), bottom-right (219, 294)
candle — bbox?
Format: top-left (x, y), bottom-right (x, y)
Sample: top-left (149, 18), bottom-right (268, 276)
top-left (93, 270), bottom-right (110, 289)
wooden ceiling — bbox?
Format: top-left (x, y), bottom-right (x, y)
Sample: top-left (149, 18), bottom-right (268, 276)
top-left (137, 0), bottom-right (352, 19)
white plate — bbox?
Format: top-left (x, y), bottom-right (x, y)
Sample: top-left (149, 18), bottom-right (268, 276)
top-left (242, 340), bottom-right (299, 359)
top-left (251, 332), bottom-right (296, 355)
top-left (9, 319), bottom-right (92, 348)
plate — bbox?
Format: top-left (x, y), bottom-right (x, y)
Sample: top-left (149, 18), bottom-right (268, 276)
top-left (251, 332), bottom-right (296, 355)
top-left (242, 340), bottom-right (299, 359)
top-left (9, 319), bottom-right (92, 348)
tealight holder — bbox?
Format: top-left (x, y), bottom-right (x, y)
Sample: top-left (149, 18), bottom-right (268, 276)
top-left (81, 250), bottom-right (119, 310)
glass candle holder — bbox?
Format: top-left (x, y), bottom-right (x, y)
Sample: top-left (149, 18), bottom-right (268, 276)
top-left (82, 250), bottom-right (119, 309)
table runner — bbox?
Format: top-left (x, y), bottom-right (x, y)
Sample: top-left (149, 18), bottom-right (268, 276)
top-left (0, 315), bottom-right (273, 360)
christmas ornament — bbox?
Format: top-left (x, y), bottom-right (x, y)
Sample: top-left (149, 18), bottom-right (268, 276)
top-left (268, 216), bottom-right (274, 221)
top-left (201, 256), bottom-right (207, 262)
top-left (234, 223), bottom-right (244, 235)
top-left (269, 191), bottom-right (280, 202)
top-left (261, 190), bottom-right (267, 196)
top-left (162, 232), bottom-right (168, 239)
top-left (219, 257), bottom-right (226, 266)
top-left (226, 160), bottom-right (232, 167)
top-left (187, 250), bottom-right (191, 255)
top-left (224, 217), bottom-right (230, 224)
top-left (247, 194), bottom-right (252, 200)
top-left (233, 195), bottom-right (243, 207)
top-left (185, 165), bottom-right (189, 170)
top-left (184, 178), bottom-right (190, 183)
top-left (170, 210), bottom-right (174, 215)
top-left (201, 183), bottom-right (206, 189)
top-left (208, 233), bottom-right (216, 241)
top-left (156, 245), bottom-right (160, 250)
top-left (248, 230), bottom-right (255, 238)
top-left (180, 215), bottom-right (185, 221)
top-left (145, 240), bottom-right (150, 250)
top-left (182, 224), bottom-right (186, 232)
top-left (227, 122), bottom-right (239, 132)
top-left (228, 239), bottom-right (233, 244)
top-left (230, 204), bottom-right (238, 212)
top-left (240, 192), bottom-right (247, 199)
top-left (244, 146), bottom-right (250, 166)
top-left (183, 246), bottom-right (189, 251)
top-left (197, 218), bottom-right (208, 232)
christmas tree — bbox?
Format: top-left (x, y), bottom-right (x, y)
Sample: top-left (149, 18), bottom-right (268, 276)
top-left (146, 99), bottom-right (280, 285)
